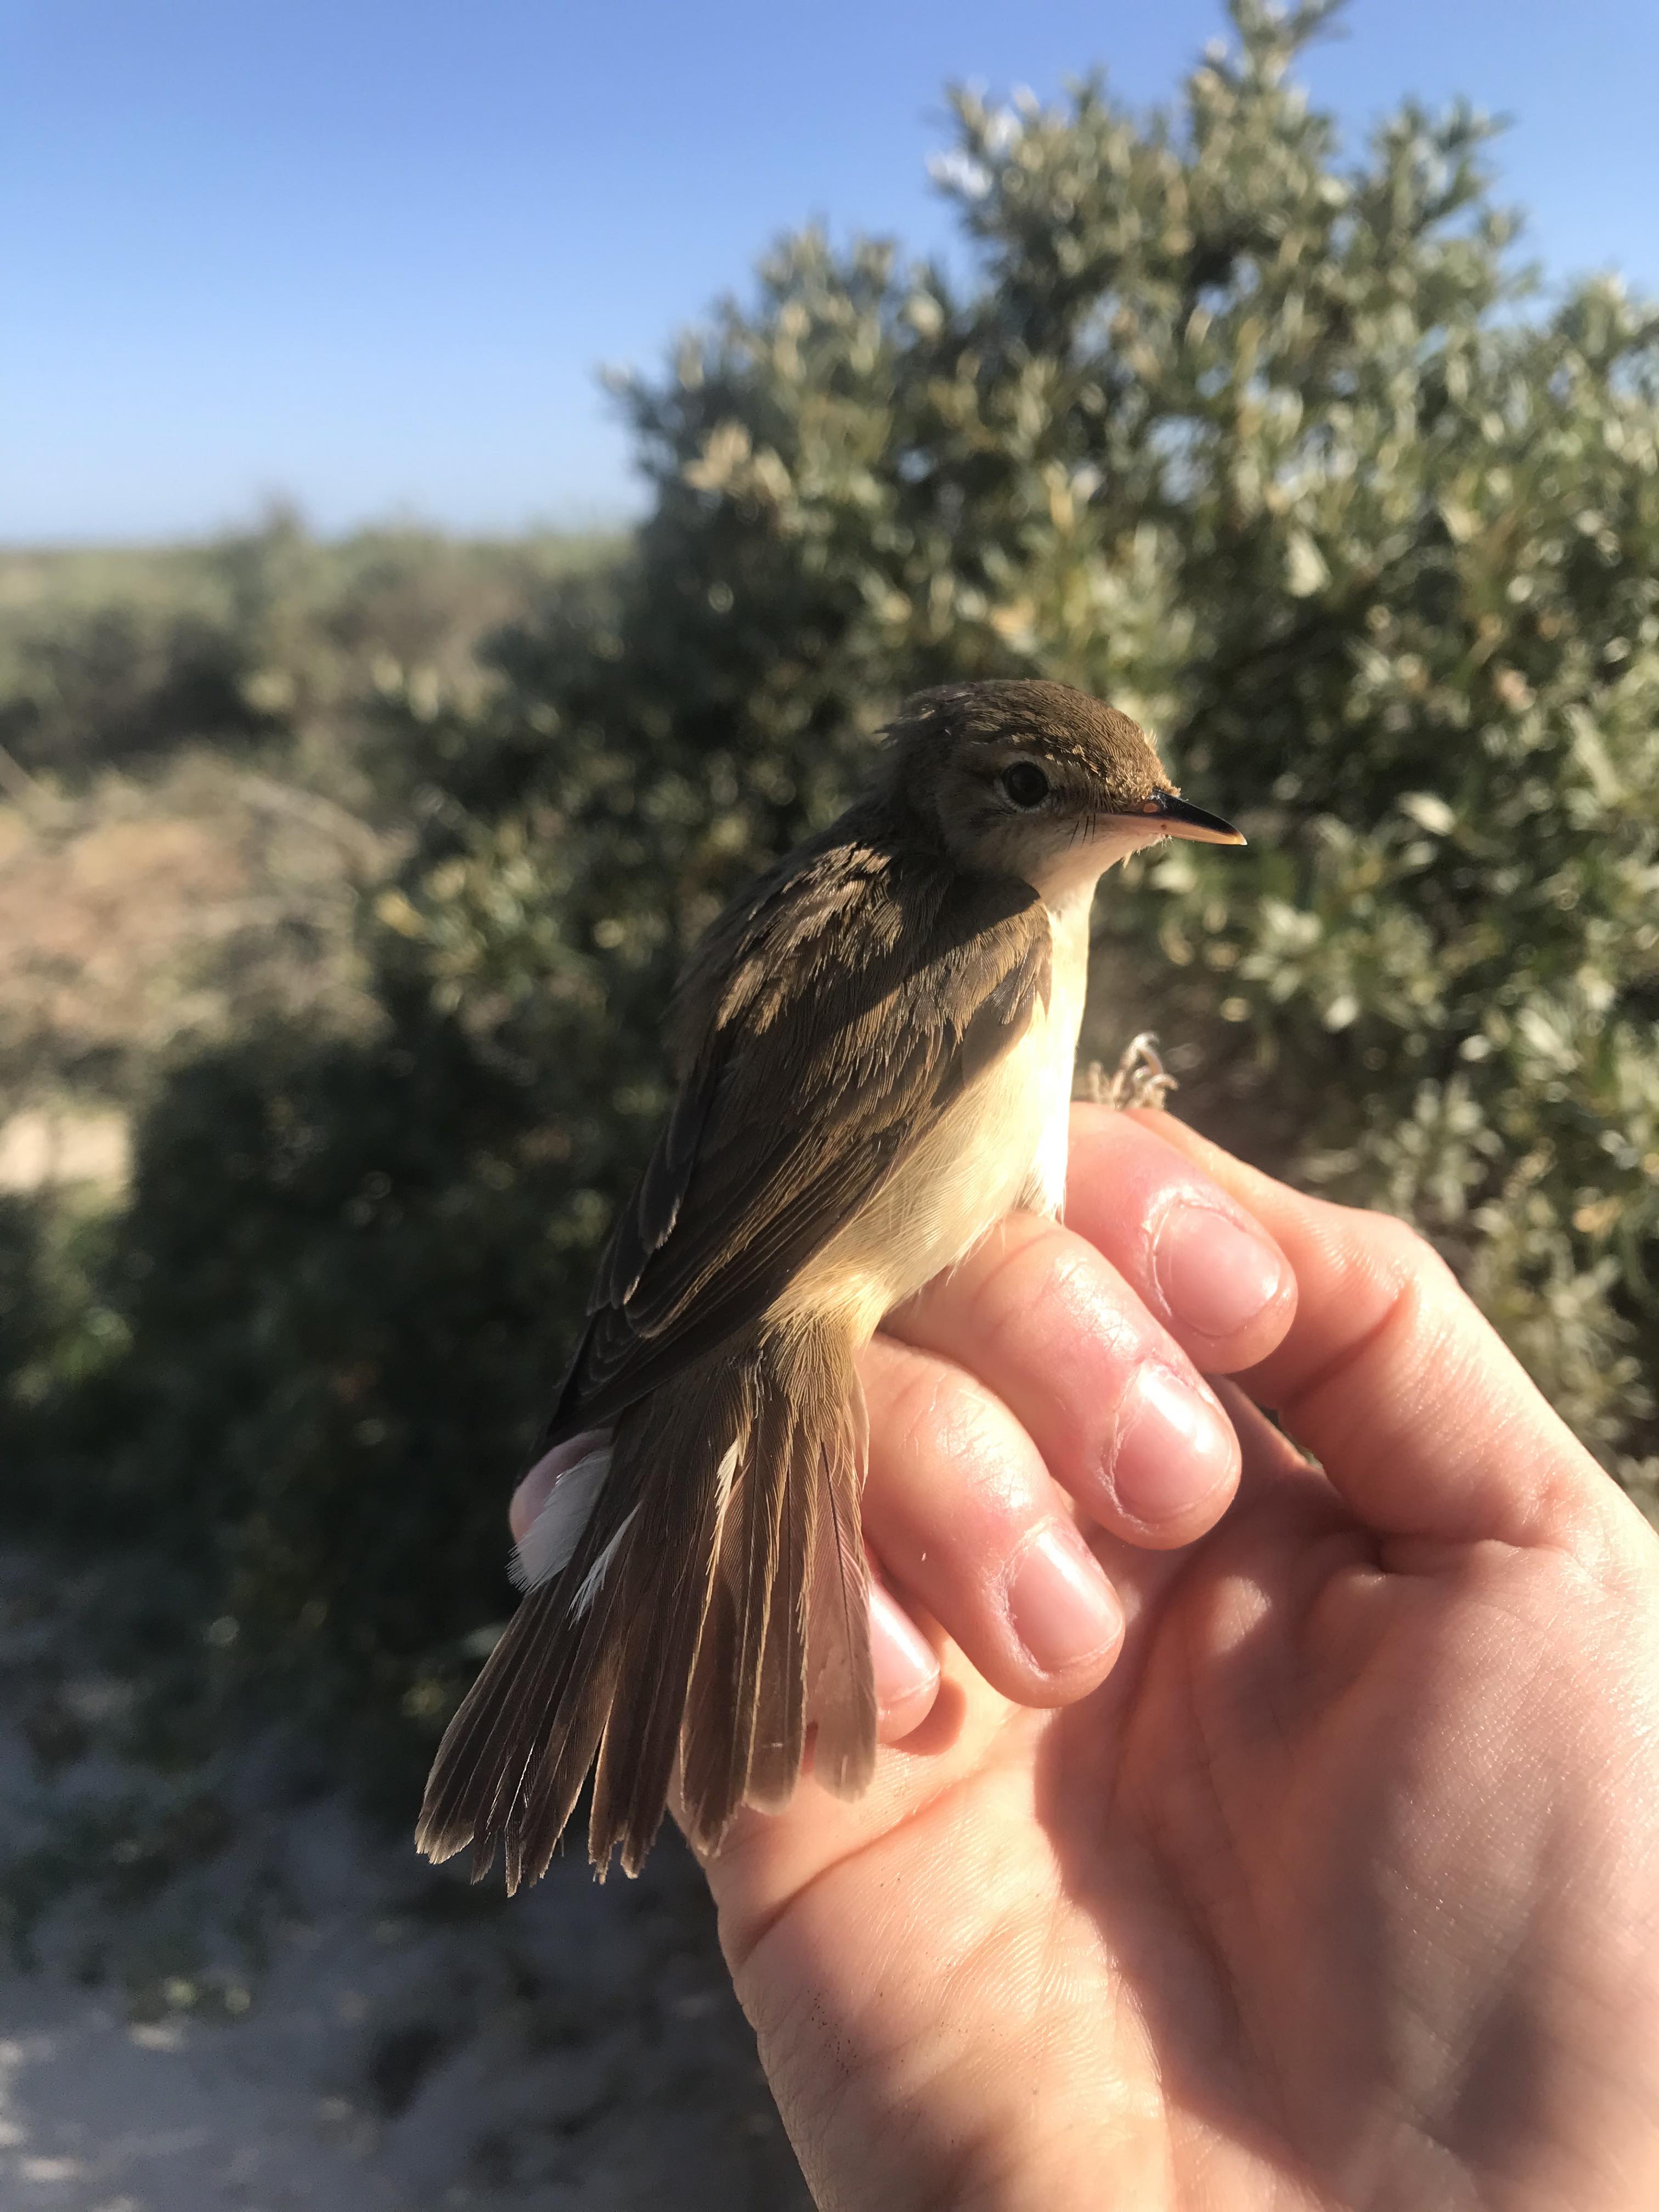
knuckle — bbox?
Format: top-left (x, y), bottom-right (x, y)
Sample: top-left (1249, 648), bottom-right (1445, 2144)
top-left (1357, 1207), bottom-right (1454, 1294)
top-left (970, 1220), bottom-right (1128, 1356)
top-left (962, 1214), bottom-right (1057, 1318)
top-left (882, 1348), bottom-right (998, 1476)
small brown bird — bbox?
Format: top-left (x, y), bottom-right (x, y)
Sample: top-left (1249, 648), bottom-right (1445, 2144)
top-left (416, 679), bottom-right (1243, 1887)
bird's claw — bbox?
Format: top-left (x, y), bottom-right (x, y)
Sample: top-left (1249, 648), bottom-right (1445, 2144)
top-left (1083, 1032), bottom-right (1177, 1112)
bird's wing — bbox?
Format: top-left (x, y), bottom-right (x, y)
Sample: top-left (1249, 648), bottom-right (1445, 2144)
top-left (541, 839), bottom-right (1051, 1442)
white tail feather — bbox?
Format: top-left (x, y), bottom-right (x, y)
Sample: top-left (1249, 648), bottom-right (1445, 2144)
top-left (509, 1446), bottom-right (611, 1593)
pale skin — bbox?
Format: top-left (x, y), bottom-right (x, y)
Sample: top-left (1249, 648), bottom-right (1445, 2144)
top-left (512, 1105), bottom-right (1659, 2211)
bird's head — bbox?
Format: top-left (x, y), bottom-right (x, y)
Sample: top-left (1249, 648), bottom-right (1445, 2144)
top-left (883, 678), bottom-right (1243, 901)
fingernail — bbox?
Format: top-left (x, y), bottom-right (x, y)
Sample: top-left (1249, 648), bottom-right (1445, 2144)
top-left (1005, 1522), bottom-right (1122, 1676)
top-left (1153, 1204), bottom-right (1287, 1341)
top-left (870, 1583), bottom-right (939, 1716)
top-left (1111, 1367), bottom-right (1238, 1526)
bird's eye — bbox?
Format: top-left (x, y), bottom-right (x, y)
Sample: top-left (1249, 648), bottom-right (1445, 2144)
top-left (999, 762), bottom-right (1050, 810)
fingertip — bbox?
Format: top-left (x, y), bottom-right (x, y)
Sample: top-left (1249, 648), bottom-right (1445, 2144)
top-left (1107, 1367), bottom-right (1242, 1544)
top-left (1149, 1199), bottom-right (1295, 1355)
top-left (871, 1581), bottom-right (941, 1741)
top-left (1066, 1107), bottom-right (1295, 1371)
top-left (1001, 1519), bottom-right (1125, 1698)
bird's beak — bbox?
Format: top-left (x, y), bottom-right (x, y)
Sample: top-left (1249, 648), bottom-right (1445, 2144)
top-left (1125, 791), bottom-right (1246, 846)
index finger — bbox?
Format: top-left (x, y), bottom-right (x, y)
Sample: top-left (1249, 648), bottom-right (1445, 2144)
top-left (1113, 1109), bottom-right (1616, 1554)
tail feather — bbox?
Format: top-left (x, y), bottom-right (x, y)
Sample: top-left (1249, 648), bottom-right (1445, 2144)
top-left (748, 1439), bottom-right (812, 1807)
top-left (588, 1424), bottom-right (740, 1874)
top-left (416, 1317), bottom-right (874, 1884)
top-left (805, 1369), bottom-right (878, 1800)
top-left (501, 1601), bottom-right (617, 1890)
top-left (681, 1366), bottom-right (801, 1837)
top-left (517, 1556), bottom-right (639, 1884)
top-left (420, 1475), bottom-right (635, 1885)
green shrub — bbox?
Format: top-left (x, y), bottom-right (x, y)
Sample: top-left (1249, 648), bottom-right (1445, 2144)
top-left (0, 600), bottom-right (272, 774)
top-left (0, 1190), bottom-right (123, 1488)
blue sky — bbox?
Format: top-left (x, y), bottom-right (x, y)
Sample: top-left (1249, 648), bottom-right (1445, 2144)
top-left (5, 0), bottom-right (1657, 543)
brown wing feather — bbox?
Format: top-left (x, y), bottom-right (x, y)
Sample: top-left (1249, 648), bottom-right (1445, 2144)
top-left (538, 826), bottom-right (1051, 1447)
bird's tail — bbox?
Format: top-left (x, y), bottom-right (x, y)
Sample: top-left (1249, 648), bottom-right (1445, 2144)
top-left (415, 1314), bottom-right (876, 1885)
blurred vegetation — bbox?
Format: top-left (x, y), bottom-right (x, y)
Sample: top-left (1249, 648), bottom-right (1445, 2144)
top-left (0, 514), bottom-right (619, 793)
top-left (0, 516), bottom-right (623, 1111)
top-left (3, 0), bottom-right (1656, 1807)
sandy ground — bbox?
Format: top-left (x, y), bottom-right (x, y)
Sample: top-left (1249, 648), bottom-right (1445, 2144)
top-left (0, 1555), bottom-right (812, 2212)
top-left (0, 1971), bottom-right (410, 2211)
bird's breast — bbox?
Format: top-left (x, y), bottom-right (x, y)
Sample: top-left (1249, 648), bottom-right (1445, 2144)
top-left (781, 905), bottom-right (1092, 1340)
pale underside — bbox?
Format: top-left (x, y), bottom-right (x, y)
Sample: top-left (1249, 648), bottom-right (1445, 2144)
top-left (777, 866), bottom-right (1095, 1335)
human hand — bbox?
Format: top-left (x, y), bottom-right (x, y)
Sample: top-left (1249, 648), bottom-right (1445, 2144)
top-left (670, 1107), bottom-right (1659, 2211)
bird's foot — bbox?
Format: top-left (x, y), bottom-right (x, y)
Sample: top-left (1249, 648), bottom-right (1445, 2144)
top-left (1084, 1032), bottom-right (1177, 1112)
